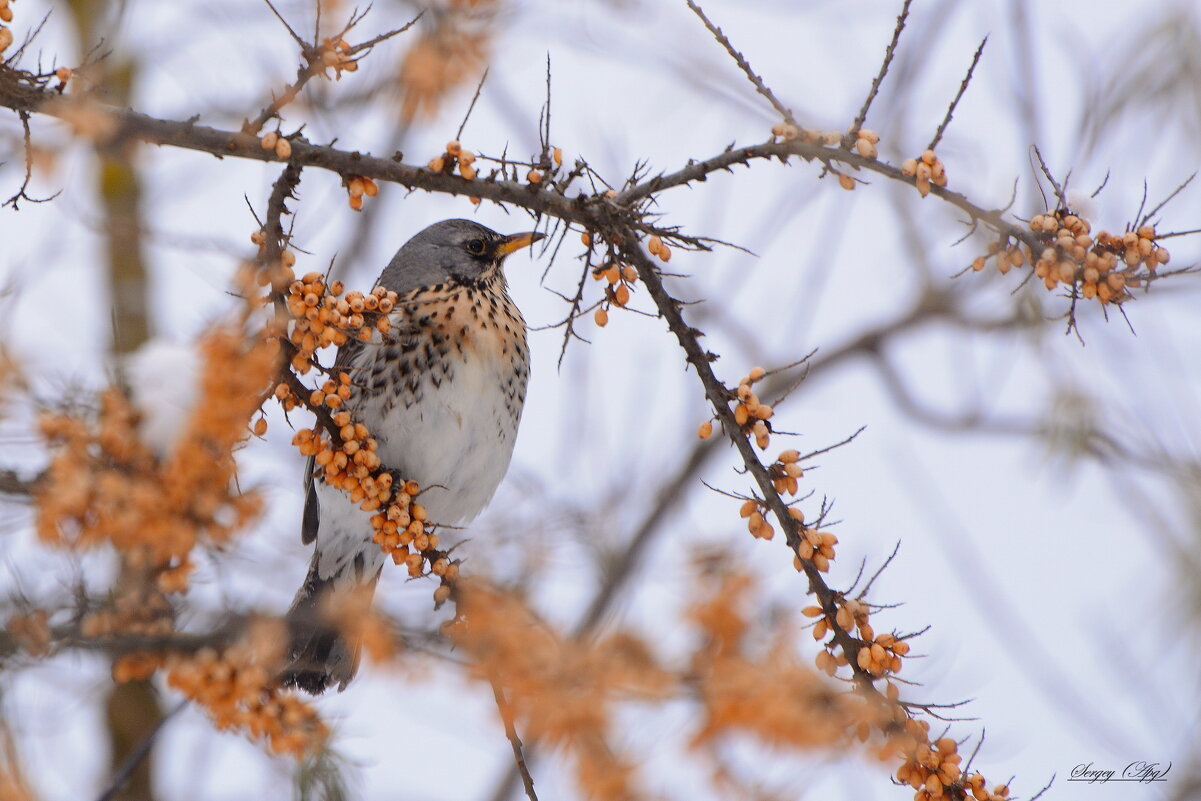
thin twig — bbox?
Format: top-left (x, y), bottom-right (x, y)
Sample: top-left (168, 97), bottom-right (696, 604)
top-left (345, 11), bottom-right (425, 57)
top-left (684, 0), bottom-right (797, 126)
top-left (455, 67), bottom-right (489, 141)
top-left (262, 0), bottom-right (306, 48)
top-left (1028, 774), bottom-right (1056, 801)
top-left (2, 110), bottom-right (59, 208)
top-left (1139, 171), bottom-right (1197, 228)
top-left (488, 676), bottom-right (539, 801)
top-left (927, 36), bottom-right (988, 152)
top-left (1030, 145), bottom-right (1067, 210)
top-left (856, 540), bottom-right (902, 599)
top-left (848, 0), bottom-right (913, 143)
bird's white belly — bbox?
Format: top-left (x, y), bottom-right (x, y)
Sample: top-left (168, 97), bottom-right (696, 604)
top-left (313, 354), bottom-right (522, 581)
top-left (371, 355), bottom-right (520, 526)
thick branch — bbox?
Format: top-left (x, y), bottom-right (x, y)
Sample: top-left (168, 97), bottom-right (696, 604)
top-left (0, 72), bottom-right (1050, 254)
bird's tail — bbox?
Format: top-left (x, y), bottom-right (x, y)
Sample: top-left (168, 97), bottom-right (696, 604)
top-left (279, 556), bottom-right (379, 694)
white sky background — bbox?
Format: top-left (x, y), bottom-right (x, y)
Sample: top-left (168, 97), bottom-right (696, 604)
top-left (2, 0), bottom-right (1201, 799)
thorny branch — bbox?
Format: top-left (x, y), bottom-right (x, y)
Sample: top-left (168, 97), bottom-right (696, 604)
top-left (1, 60), bottom-right (1187, 283)
top-left (243, 9), bottom-right (423, 136)
top-left (615, 229), bottom-right (885, 697)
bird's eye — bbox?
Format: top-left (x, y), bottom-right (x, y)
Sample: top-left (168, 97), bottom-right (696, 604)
top-left (466, 238), bottom-right (487, 255)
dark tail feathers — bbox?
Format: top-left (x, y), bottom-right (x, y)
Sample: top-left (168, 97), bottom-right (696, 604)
top-left (279, 559), bottom-right (377, 694)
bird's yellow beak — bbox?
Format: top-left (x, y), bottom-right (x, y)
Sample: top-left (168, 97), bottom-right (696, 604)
top-left (496, 231), bottom-right (546, 256)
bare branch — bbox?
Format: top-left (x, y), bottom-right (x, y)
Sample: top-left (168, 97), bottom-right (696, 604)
top-left (1139, 171), bottom-right (1197, 228)
top-left (684, 0), bottom-right (797, 127)
top-left (927, 36), bottom-right (988, 152)
top-left (848, 0), bottom-right (913, 142)
top-left (455, 67), bottom-right (489, 142)
top-left (489, 677), bottom-right (539, 801)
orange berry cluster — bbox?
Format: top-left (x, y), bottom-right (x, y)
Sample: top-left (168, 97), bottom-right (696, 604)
top-left (769, 448), bottom-right (804, 495)
top-left (894, 736), bottom-right (968, 799)
top-left (806, 596), bottom-right (910, 681)
top-left (291, 405), bottom-right (450, 586)
top-left (428, 139), bottom-right (479, 180)
top-left (81, 587), bottom-right (173, 642)
top-left (5, 610), bottom-right (51, 657)
top-left (738, 498), bottom-right (776, 541)
top-left (977, 212), bottom-right (1168, 305)
top-left (321, 588), bottom-right (401, 663)
top-left (733, 451), bottom-right (806, 543)
top-left (113, 652), bottom-right (167, 683)
top-left (526, 146), bottom-right (567, 186)
top-left (901, 150), bottom-right (947, 197)
top-left (0, 4), bottom-right (12, 54)
top-left (854, 128), bottom-right (881, 159)
top-left (37, 328), bottom-right (272, 587)
top-left (259, 129), bottom-right (293, 160)
top-left (731, 367), bottom-right (774, 450)
top-left (646, 234), bottom-right (672, 263)
top-left (344, 174), bottom-right (380, 211)
top-left (398, 11), bottom-right (492, 122)
top-left (165, 622), bottom-right (328, 758)
top-left (792, 526), bottom-right (837, 574)
top-left (589, 256), bottom-right (639, 328)
top-left (247, 231), bottom-right (297, 292)
top-left (292, 413), bottom-right (384, 501)
top-left (769, 122), bottom-right (845, 148)
top-left (429, 139), bottom-right (482, 204)
top-left (278, 275), bottom-right (456, 601)
top-left (317, 36), bottom-right (358, 78)
top-left (280, 271), bottom-right (398, 373)
top-left (76, 557), bottom-right (189, 684)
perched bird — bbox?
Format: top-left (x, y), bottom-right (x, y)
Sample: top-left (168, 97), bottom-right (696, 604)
top-left (282, 219), bottom-right (543, 693)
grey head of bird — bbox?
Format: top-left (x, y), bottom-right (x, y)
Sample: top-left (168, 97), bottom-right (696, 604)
top-left (377, 218), bottom-right (545, 295)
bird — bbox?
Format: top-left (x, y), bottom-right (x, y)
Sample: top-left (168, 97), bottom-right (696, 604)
top-left (281, 218), bottom-right (543, 694)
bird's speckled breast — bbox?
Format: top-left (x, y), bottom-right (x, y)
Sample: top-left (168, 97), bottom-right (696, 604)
top-left (346, 276), bottom-right (529, 527)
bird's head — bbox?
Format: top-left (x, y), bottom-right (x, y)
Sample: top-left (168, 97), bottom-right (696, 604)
top-left (379, 219), bottom-right (545, 293)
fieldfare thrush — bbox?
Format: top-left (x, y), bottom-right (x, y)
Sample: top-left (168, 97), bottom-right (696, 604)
top-left (282, 218), bottom-right (543, 693)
